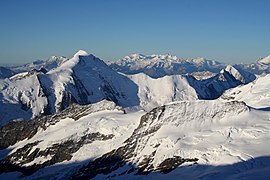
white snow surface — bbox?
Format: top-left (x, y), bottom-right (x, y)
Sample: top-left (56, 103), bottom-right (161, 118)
top-left (94, 100), bottom-right (270, 179)
top-left (0, 73), bottom-right (48, 125)
top-left (2, 99), bottom-right (268, 179)
top-left (221, 74), bottom-right (270, 108)
top-left (257, 55), bottom-right (270, 65)
top-left (128, 73), bottom-right (198, 111)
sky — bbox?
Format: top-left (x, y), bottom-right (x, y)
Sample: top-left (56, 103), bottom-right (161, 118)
top-left (0, 0), bottom-right (270, 64)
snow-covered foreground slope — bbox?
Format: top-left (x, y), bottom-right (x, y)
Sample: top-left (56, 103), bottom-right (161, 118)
top-left (1, 99), bottom-right (269, 179)
top-left (0, 100), bottom-right (145, 178)
top-left (221, 74), bottom-right (270, 108)
top-left (73, 100), bottom-right (270, 179)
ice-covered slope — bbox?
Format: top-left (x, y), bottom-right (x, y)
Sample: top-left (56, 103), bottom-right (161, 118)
top-left (128, 73), bottom-right (198, 111)
top-left (0, 100), bottom-right (145, 178)
top-left (1, 100), bottom-right (269, 179)
top-left (0, 70), bottom-right (48, 126)
top-left (221, 74), bottom-right (270, 108)
top-left (108, 54), bottom-right (225, 78)
top-left (257, 55), bottom-right (270, 65)
top-left (73, 100), bottom-right (270, 179)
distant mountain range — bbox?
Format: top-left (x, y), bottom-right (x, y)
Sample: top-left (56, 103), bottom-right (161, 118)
top-left (109, 53), bottom-right (270, 77)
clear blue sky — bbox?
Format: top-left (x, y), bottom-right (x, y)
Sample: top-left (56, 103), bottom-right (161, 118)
top-left (0, 0), bottom-right (270, 64)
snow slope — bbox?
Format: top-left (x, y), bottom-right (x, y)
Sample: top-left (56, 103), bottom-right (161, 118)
top-left (1, 99), bottom-right (269, 179)
top-left (0, 71), bottom-right (48, 126)
top-left (128, 73), bottom-right (198, 111)
top-left (257, 55), bottom-right (270, 65)
top-left (73, 100), bottom-right (270, 179)
top-left (221, 74), bottom-right (270, 108)
top-left (0, 100), bottom-right (145, 179)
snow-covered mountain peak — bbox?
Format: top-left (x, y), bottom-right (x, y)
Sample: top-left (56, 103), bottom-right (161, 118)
top-left (46, 55), bottom-right (67, 63)
top-left (219, 65), bottom-right (244, 83)
top-left (122, 53), bottom-right (180, 62)
top-left (257, 55), bottom-right (270, 65)
top-left (53, 51), bottom-right (101, 73)
top-left (223, 64), bottom-right (240, 75)
top-left (73, 50), bottom-right (89, 57)
top-left (127, 54), bottom-right (146, 60)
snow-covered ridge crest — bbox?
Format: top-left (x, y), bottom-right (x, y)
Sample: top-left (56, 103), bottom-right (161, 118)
top-left (128, 73), bottom-right (198, 111)
top-left (257, 55), bottom-right (270, 65)
top-left (220, 73), bottom-right (270, 108)
top-left (72, 100), bottom-right (264, 179)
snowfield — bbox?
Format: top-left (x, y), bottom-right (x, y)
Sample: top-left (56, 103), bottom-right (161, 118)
top-left (221, 74), bottom-right (270, 108)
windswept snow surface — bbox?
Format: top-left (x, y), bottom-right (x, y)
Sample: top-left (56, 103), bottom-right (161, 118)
top-left (128, 73), bottom-right (198, 111)
top-left (18, 100), bottom-right (268, 179)
top-left (0, 100), bottom-right (145, 179)
top-left (76, 100), bottom-right (270, 180)
top-left (257, 55), bottom-right (270, 65)
top-left (221, 74), bottom-right (270, 108)
top-left (0, 72), bottom-right (48, 126)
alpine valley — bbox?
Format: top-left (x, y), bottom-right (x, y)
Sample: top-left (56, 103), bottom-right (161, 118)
top-left (0, 51), bottom-right (270, 179)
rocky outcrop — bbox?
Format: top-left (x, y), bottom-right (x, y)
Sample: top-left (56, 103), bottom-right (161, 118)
top-left (0, 100), bottom-right (119, 150)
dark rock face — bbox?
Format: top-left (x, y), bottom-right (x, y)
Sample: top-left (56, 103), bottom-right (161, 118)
top-left (157, 156), bottom-right (198, 174)
top-left (187, 71), bottom-right (242, 100)
top-left (71, 106), bottom-right (198, 179)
